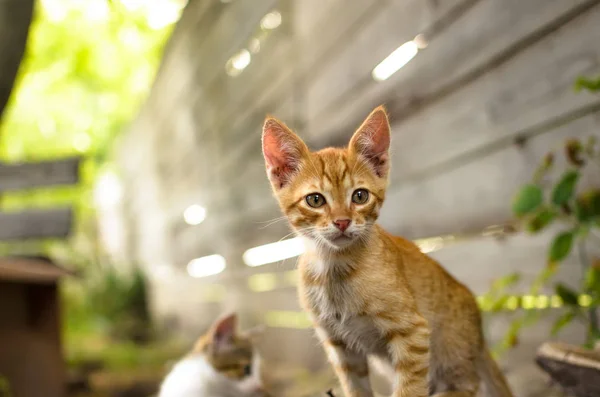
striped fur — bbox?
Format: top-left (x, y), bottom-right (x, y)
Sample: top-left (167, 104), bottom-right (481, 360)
top-left (261, 106), bottom-right (514, 397)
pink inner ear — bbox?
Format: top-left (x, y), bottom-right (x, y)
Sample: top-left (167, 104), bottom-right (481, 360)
top-left (351, 107), bottom-right (391, 178)
top-left (365, 109), bottom-right (390, 155)
top-left (262, 118), bottom-right (305, 189)
top-left (262, 130), bottom-right (289, 170)
top-left (213, 313), bottom-right (236, 346)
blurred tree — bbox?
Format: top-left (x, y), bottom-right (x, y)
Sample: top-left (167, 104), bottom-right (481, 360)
top-left (0, 0), bottom-right (183, 253)
top-left (0, 0), bottom-right (34, 122)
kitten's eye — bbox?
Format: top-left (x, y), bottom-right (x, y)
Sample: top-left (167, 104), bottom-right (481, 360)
top-left (243, 364), bottom-right (252, 376)
top-left (352, 189), bottom-right (369, 204)
top-left (306, 193), bottom-right (326, 208)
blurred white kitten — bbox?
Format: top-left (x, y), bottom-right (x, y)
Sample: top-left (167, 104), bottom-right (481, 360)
top-left (158, 313), bottom-right (268, 397)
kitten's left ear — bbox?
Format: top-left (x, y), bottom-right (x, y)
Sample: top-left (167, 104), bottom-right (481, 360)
top-left (210, 312), bottom-right (237, 351)
top-left (349, 105), bottom-right (391, 178)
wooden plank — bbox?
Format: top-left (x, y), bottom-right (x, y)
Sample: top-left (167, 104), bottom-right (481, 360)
top-left (0, 157), bottom-right (80, 192)
top-left (0, 208), bottom-right (73, 240)
top-left (217, 0), bottom-right (465, 174)
top-left (0, 257), bottom-right (73, 283)
top-left (217, 0), bottom-right (585, 180)
top-left (304, 0), bottom-right (470, 124)
top-left (381, 1), bottom-right (600, 184)
top-left (189, 0), bottom-right (277, 88)
top-left (378, 111), bottom-right (600, 239)
top-left (305, 0), bottom-right (597, 145)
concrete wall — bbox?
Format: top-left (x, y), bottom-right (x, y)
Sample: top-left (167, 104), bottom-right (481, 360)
top-left (116, 0), bottom-right (600, 394)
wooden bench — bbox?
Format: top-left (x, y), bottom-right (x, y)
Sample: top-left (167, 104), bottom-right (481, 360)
top-left (0, 157), bottom-right (80, 397)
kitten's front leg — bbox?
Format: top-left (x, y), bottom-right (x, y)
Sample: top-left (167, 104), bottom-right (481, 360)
top-left (383, 317), bottom-right (430, 397)
top-left (315, 327), bottom-right (373, 397)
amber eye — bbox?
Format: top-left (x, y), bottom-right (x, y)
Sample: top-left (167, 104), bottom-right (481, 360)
top-left (352, 189), bottom-right (369, 204)
top-left (306, 193), bottom-right (326, 208)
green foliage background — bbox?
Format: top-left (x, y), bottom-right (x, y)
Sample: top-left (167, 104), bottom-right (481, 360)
top-left (0, 0), bottom-right (184, 370)
top-left (0, 0), bottom-right (175, 234)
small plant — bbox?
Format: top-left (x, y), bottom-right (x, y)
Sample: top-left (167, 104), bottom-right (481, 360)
top-left (86, 265), bottom-right (152, 343)
top-left (488, 75), bottom-right (600, 353)
top-left (63, 263), bottom-right (153, 344)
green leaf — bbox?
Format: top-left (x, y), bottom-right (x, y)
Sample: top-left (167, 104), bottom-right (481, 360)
top-left (575, 198), bottom-right (592, 222)
top-left (590, 191), bottom-right (600, 217)
top-left (490, 295), bottom-right (510, 312)
top-left (552, 170), bottom-right (580, 206)
top-left (490, 272), bottom-right (521, 291)
top-left (575, 76), bottom-right (600, 92)
top-left (575, 190), bottom-right (600, 222)
top-left (530, 263), bottom-right (558, 294)
top-left (526, 208), bottom-right (557, 233)
top-left (585, 266), bottom-right (600, 296)
top-left (549, 232), bottom-right (575, 262)
top-left (512, 184), bottom-right (543, 216)
top-left (551, 311), bottom-right (576, 336)
top-left (555, 283), bottom-right (579, 306)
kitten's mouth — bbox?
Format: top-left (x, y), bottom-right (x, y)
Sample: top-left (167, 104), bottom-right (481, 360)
top-left (332, 234), bottom-right (352, 242)
top-left (329, 233), bottom-right (354, 247)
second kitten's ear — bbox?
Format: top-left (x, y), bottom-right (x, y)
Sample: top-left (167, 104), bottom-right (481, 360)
top-left (349, 106), bottom-right (391, 178)
top-left (210, 313), bottom-right (237, 351)
top-left (262, 117), bottom-right (309, 190)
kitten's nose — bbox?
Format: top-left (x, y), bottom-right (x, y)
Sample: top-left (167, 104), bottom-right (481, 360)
top-left (333, 219), bottom-right (351, 232)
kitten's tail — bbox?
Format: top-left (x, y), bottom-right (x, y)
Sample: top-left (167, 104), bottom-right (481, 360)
top-left (476, 348), bottom-right (515, 397)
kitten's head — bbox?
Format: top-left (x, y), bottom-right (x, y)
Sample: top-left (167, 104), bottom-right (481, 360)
top-left (193, 313), bottom-right (267, 395)
top-left (262, 106), bottom-right (391, 251)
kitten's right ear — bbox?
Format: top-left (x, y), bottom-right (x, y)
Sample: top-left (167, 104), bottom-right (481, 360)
top-left (262, 117), bottom-right (309, 190)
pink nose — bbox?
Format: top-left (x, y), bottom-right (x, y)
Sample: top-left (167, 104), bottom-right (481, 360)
top-left (333, 219), bottom-right (351, 232)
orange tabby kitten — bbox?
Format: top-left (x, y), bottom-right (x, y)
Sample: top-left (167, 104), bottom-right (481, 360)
top-left (261, 106), bottom-right (514, 397)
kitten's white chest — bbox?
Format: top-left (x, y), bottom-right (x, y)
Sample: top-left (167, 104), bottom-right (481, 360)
top-left (304, 260), bottom-right (361, 316)
top-left (303, 260), bottom-right (386, 354)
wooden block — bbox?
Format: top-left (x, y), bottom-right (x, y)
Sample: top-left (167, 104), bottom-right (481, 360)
top-left (0, 257), bottom-right (74, 283)
top-left (0, 208), bottom-right (73, 240)
top-left (0, 157), bottom-right (80, 192)
top-left (536, 341), bottom-right (600, 397)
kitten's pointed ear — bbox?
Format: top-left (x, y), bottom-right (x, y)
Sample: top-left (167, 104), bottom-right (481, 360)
top-left (210, 313), bottom-right (237, 350)
top-left (349, 105), bottom-right (391, 178)
top-left (262, 117), bottom-right (309, 190)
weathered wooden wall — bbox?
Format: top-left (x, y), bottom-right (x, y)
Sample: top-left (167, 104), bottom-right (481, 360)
top-left (117, 0), bottom-right (600, 393)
